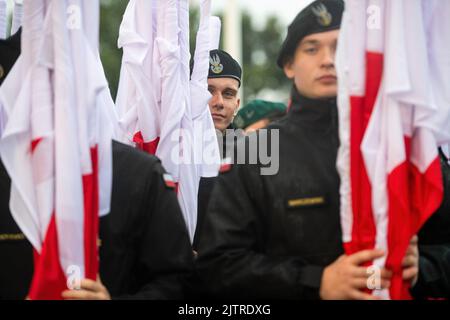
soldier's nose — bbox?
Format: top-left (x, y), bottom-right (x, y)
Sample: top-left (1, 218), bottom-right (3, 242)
top-left (213, 103), bottom-right (224, 111)
top-left (211, 94), bottom-right (224, 109)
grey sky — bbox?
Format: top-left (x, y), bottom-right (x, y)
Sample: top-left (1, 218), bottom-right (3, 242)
top-left (191, 0), bottom-right (314, 29)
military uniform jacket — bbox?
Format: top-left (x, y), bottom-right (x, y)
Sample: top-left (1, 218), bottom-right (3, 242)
top-left (0, 28), bottom-right (21, 86)
top-left (196, 88), bottom-right (344, 299)
top-left (0, 141), bottom-right (194, 299)
top-left (196, 87), bottom-right (450, 300)
top-left (194, 124), bottom-right (245, 249)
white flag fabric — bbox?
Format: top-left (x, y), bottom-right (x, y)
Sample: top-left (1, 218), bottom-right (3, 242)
top-left (1, 0), bottom-right (51, 260)
top-left (209, 16), bottom-right (221, 51)
top-left (0, 0), bottom-right (61, 298)
top-left (11, 0), bottom-right (23, 35)
top-left (179, 0), bottom-right (221, 239)
top-left (190, 0), bottom-right (221, 178)
top-left (155, 0), bottom-right (184, 181)
top-left (0, 0), bottom-right (113, 299)
top-left (116, 0), bottom-right (220, 241)
top-left (337, 0), bottom-right (450, 300)
top-left (0, 0), bottom-right (6, 40)
top-left (176, 0), bottom-right (198, 240)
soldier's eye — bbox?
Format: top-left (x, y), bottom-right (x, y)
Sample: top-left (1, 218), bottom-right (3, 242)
top-left (224, 91), bottom-right (235, 98)
top-left (305, 47), bottom-right (317, 54)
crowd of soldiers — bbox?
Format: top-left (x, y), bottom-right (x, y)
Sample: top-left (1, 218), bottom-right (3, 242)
top-left (0, 0), bottom-right (449, 300)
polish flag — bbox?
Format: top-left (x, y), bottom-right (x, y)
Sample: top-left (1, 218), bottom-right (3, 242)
top-left (116, 0), bottom-right (220, 241)
top-left (337, 0), bottom-right (449, 299)
top-left (0, 0), bottom-right (113, 299)
top-left (116, 0), bottom-right (161, 154)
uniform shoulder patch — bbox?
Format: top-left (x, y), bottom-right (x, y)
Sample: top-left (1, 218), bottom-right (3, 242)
top-left (219, 158), bottom-right (233, 174)
top-left (162, 173), bottom-right (177, 190)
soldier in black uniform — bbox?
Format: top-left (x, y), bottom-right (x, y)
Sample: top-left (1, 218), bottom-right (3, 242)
top-left (0, 141), bottom-right (194, 300)
top-left (0, 28), bottom-right (21, 86)
top-left (0, 29), bottom-right (30, 300)
top-left (411, 148), bottom-right (450, 299)
top-left (0, 31), bottom-right (194, 300)
top-left (207, 49), bottom-right (242, 137)
top-left (194, 49), bottom-right (243, 250)
top-left (195, 0), bottom-right (423, 300)
top-left (186, 50), bottom-right (243, 300)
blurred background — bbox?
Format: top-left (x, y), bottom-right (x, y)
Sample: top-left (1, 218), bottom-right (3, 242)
top-left (3, 0), bottom-right (314, 105)
top-left (99, 0), bottom-right (314, 105)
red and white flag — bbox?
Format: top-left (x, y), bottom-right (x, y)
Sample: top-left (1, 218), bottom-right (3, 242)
top-left (190, 0), bottom-right (221, 178)
top-left (11, 0), bottom-right (23, 35)
top-left (337, 0), bottom-right (450, 299)
top-left (116, 0), bottom-right (161, 154)
top-left (116, 0), bottom-right (220, 241)
top-left (0, 0), bottom-right (113, 299)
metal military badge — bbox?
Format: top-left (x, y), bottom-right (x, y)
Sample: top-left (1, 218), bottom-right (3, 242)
top-left (312, 3), bottom-right (332, 27)
top-left (210, 54), bottom-right (224, 74)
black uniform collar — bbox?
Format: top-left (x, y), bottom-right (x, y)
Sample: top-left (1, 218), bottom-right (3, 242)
top-left (0, 28), bottom-right (22, 86)
top-left (288, 86), bottom-right (337, 131)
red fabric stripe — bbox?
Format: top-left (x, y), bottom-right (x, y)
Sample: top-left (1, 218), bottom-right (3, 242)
top-left (219, 163), bottom-right (232, 173)
top-left (28, 145), bottom-right (101, 298)
top-left (386, 137), bottom-right (443, 299)
top-left (133, 131), bottom-right (160, 155)
top-left (31, 138), bottom-right (43, 153)
top-left (165, 180), bottom-right (176, 189)
top-left (29, 138), bottom-right (66, 299)
top-left (28, 214), bottom-right (66, 300)
top-left (82, 146), bottom-right (99, 281)
top-left (347, 52), bottom-right (383, 255)
top-left (349, 96), bottom-right (375, 255)
top-left (386, 159), bottom-right (411, 299)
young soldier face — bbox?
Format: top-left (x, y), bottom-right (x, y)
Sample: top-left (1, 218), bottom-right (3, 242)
top-left (283, 29), bottom-right (339, 99)
top-left (207, 77), bottom-right (241, 132)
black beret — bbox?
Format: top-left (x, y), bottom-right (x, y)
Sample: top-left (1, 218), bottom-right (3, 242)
top-left (208, 49), bottom-right (242, 87)
top-left (277, 0), bottom-right (344, 68)
top-left (0, 28), bottom-right (21, 86)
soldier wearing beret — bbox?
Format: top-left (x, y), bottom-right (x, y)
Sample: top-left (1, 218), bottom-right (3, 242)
top-left (233, 99), bottom-right (287, 134)
top-left (187, 50), bottom-right (244, 299)
top-left (195, 0), bottom-right (423, 300)
top-left (207, 49), bottom-right (242, 136)
top-left (206, 49), bottom-right (244, 161)
top-left (194, 50), bottom-right (243, 250)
